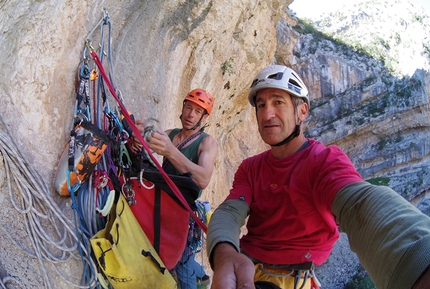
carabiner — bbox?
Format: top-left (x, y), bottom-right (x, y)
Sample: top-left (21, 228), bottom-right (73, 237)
top-left (80, 62), bottom-right (91, 79)
top-left (122, 182), bottom-right (136, 205)
top-left (67, 167), bottom-right (82, 194)
top-left (120, 141), bottom-right (132, 168)
top-left (104, 107), bottom-right (129, 140)
top-left (90, 69), bottom-right (99, 81)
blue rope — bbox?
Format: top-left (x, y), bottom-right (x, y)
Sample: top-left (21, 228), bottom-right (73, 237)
top-left (70, 188), bottom-right (97, 288)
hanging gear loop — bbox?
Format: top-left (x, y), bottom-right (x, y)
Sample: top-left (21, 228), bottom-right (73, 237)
top-left (86, 43), bottom-right (207, 233)
top-left (86, 9), bottom-right (110, 43)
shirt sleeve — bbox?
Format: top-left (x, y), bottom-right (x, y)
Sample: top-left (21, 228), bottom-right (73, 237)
top-left (225, 159), bottom-right (254, 205)
top-left (311, 145), bottom-right (363, 211)
top-left (206, 199), bottom-right (250, 268)
top-left (332, 181), bottom-right (430, 289)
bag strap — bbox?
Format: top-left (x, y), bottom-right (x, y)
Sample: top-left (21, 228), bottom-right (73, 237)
top-left (88, 45), bottom-right (207, 233)
top-left (153, 186), bottom-right (161, 253)
top-left (162, 130), bottom-right (203, 168)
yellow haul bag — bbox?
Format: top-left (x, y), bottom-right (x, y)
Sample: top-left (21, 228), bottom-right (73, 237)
top-left (91, 193), bottom-right (177, 289)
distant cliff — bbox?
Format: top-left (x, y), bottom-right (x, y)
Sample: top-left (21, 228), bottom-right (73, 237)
top-left (280, 0), bottom-right (430, 203)
top-left (280, 1), bottom-right (430, 287)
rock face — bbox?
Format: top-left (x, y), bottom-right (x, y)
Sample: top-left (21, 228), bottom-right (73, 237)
top-left (282, 0), bottom-right (430, 203)
top-left (0, 0), bottom-right (429, 288)
top-left (0, 0), bottom-right (283, 287)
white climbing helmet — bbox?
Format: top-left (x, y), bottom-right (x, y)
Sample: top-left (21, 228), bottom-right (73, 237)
top-left (248, 65), bottom-right (309, 107)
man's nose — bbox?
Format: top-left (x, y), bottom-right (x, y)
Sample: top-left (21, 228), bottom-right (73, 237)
top-left (188, 109), bottom-right (196, 118)
top-left (259, 105), bottom-right (275, 121)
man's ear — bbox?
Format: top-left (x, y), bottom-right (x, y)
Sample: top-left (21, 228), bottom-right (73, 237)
top-left (202, 113), bottom-right (210, 122)
top-left (298, 102), bottom-right (309, 122)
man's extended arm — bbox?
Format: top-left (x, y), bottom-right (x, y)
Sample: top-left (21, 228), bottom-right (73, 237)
top-left (333, 182), bottom-right (430, 289)
top-left (207, 199), bottom-right (254, 289)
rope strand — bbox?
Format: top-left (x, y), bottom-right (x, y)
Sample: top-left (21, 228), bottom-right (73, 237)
top-left (0, 112), bottom-right (97, 288)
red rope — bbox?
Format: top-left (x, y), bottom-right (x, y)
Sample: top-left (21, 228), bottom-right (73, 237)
top-left (89, 50), bottom-right (207, 233)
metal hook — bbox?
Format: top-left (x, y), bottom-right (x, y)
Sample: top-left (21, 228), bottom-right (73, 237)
top-left (121, 182), bottom-right (136, 205)
top-left (102, 8), bottom-right (110, 25)
top-left (120, 142), bottom-right (132, 168)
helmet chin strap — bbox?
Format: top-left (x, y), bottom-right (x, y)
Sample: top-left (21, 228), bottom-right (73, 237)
top-left (271, 123), bottom-right (301, 147)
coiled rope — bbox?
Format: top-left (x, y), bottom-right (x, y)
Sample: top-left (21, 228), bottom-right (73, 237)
top-left (0, 112), bottom-right (98, 289)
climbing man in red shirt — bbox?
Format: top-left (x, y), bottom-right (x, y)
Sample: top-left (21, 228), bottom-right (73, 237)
top-left (207, 64), bottom-right (430, 289)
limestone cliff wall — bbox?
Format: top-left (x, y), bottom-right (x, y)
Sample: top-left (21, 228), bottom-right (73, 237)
top-left (0, 0), bottom-right (429, 288)
top-left (0, 0), bottom-right (283, 287)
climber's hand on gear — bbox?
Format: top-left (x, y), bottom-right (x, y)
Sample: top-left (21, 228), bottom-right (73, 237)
top-left (146, 130), bottom-right (174, 157)
top-left (134, 119), bottom-right (145, 136)
top-left (211, 243), bottom-right (255, 289)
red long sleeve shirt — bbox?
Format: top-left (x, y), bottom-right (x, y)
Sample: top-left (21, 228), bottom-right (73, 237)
top-left (226, 139), bottom-right (363, 265)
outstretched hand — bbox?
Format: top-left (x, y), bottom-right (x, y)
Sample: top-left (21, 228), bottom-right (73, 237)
top-left (211, 243), bottom-right (256, 289)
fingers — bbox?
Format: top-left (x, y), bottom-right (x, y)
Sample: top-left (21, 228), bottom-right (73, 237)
top-left (146, 131), bottom-right (166, 153)
top-left (211, 262), bottom-right (255, 289)
top-left (152, 130), bottom-right (166, 137)
top-left (212, 244), bottom-right (256, 289)
top-left (133, 119), bottom-right (145, 136)
top-left (144, 130), bottom-right (154, 143)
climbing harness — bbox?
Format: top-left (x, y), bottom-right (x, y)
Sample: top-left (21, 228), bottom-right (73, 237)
top-left (186, 201), bottom-right (208, 255)
top-left (60, 117), bottom-right (109, 196)
top-left (254, 262), bottom-right (321, 289)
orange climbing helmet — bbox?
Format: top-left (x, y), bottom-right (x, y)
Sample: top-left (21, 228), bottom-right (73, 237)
top-left (184, 89), bottom-right (214, 115)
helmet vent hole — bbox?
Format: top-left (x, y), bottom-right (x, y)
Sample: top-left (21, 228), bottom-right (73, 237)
top-left (289, 79), bottom-right (301, 88)
top-left (268, 72), bottom-right (284, 80)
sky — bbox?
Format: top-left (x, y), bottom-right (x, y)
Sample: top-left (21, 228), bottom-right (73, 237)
top-left (289, 0), bottom-right (430, 19)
